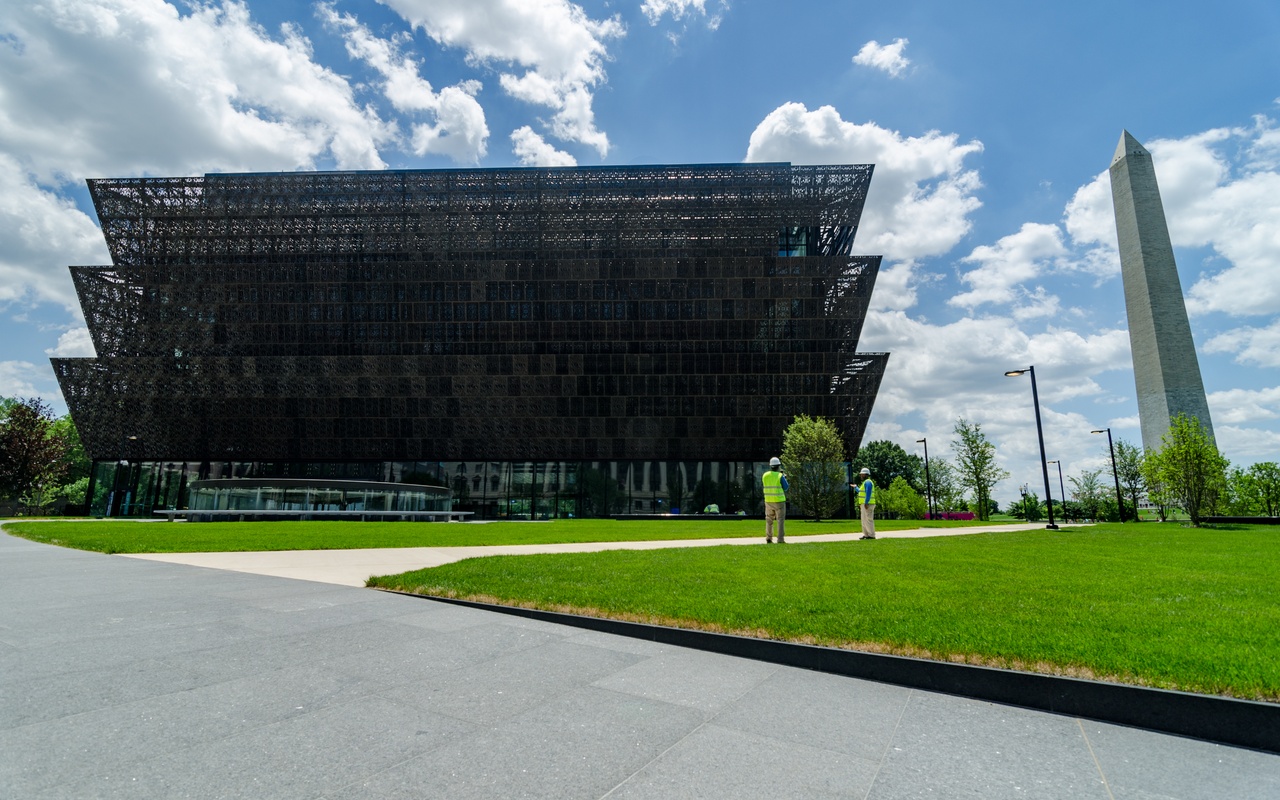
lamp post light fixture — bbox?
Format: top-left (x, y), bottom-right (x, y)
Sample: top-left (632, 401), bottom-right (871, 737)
top-left (1004, 366), bottom-right (1058, 529)
top-left (1046, 460), bottom-right (1066, 520)
top-left (916, 437), bottom-right (934, 519)
top-left (1092, 428), bottom-right (1126, 522)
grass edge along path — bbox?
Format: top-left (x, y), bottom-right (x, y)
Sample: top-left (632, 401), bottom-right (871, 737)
top-left (0, 517), bottom-right (989, 554)
top-left (367, 523), bottom-right (1280, 702)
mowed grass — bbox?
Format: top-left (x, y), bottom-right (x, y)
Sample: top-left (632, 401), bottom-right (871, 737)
top-left (369, 523), bottom-right (1280, 700)
top-left (0, 516), bottom-right (984, 554)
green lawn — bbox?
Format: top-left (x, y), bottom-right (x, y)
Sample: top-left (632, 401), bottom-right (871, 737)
top-left (0, 517), bottom-right (993, 554)
top-left (369, 523), bottom-right (1280, 701)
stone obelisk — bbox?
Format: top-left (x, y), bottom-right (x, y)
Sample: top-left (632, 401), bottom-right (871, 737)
top-left (1108, 130), bottom-right (1214, 451)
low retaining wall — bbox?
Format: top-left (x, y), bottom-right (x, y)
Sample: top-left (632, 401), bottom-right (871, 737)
top-left (396, 593), bottom-right (1280, 755)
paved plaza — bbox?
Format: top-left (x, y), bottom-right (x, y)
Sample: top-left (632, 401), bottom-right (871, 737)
top-left (2, 528), bottom-right (1278, 798)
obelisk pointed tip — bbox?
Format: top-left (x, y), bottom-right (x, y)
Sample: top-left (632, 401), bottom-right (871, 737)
top-left (1113, 130), bottom-right (1148, 164)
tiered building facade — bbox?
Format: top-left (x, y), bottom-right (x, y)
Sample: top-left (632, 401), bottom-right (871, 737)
top-left (54, 163), bottom-right (887, 518)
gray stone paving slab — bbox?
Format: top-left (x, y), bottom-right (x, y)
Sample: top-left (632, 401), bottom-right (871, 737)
top-left (387, 601), bottom-right (515, 633)
top-left (377, 638), bottom-right (646, 725)
top-left (327, 686), bottom-right (707, 800)
top-left (36, 696), bottom-right (477, 800)
top-left (606, 722), bottom-right (879, 799)
top-left (0, 656), bottom-right (214, 730)
top-left (865, 691), bottom-right (1112, 799)
top-left (3, 528), bottom-right (1279, 799)
top-left (711, 667), bottom-right (911, 760)
top-left (1082, 719), bottom-right (1280, 800)
top-left (592, 648), bottom-right (780, 712)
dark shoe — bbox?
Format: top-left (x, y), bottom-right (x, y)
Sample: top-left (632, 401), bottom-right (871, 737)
top-left (778, 538), bottom-right (786, 543)
top-left (766, 539), bottom-right (773, 544)
top-left (859, 535), bottom-right (874, 540)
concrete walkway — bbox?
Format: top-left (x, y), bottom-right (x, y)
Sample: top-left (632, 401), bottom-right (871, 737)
top-left (2, 528), bottom-right (1277, 799)
top-left (121, 522), bottom-right (1073, 587)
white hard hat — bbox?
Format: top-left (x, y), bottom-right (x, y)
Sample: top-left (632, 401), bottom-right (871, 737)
top-left (769, 457), bottom-right (782, 467)
top-left (859, 467), bottom-right (870, 475)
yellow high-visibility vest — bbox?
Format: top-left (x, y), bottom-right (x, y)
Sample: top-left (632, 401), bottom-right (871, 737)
top-left (858, 479), bottom-right (876, 505)
top-left (762, 470), bottom-right (786, 503)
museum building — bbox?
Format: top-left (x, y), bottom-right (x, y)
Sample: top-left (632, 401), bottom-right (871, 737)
top-left (53, 162), bottom-right (888, 519)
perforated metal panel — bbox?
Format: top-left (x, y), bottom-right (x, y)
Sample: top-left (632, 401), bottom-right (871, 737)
top-left (54, 163), bottom-right (888, 465)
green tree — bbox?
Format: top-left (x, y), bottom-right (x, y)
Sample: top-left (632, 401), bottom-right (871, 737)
top-left (1248, 462), bottom-right (1280, 517)
top-left (1223, 467), bottom-right (1261, 515)
top-left (0, 397), bottom-right (70, 515)
top-left (1141, 414), bottom-right (1228, 527)
top-left (1068, 469), bottom-right (1104, 521)
top-left (852, 440), bottom-right (923, 492)
top-left (924, 457), bottom-right (964, 513)
top-left (780, 414), bottom-right (847, 521)
top-left (878, 476), bottom-right (927, 520)
top-left (950, 418), bottom-right (1009, 521)
top-left (1010, 487), bottom-right (1040, 521)
top-left (1113, 438), bottom-right (1146, 522)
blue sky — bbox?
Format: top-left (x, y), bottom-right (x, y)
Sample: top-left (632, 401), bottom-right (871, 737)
top-left (3, 0), bottom-right (1278, 506)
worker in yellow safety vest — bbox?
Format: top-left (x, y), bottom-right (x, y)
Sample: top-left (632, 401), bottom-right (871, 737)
top-left (853, 467), bottom-right (876, 539)
top-left (761, 457), bottom-right (789, 543)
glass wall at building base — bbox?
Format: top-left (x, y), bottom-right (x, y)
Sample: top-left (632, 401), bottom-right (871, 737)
top-left (88, 459), bottom-right (827, 520)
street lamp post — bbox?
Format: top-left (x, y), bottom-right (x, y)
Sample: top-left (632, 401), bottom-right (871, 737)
top-left (1092, 428), bottom-right (1126, 522)
top-left (916, 437), bottom-right (934, 519)
top-left (1004, 366), bottom-right (1058, 529)
top-left (1046, 460), bottom-right (1066, 521)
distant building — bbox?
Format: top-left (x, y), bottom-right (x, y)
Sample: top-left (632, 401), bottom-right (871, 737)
top-left (1109, 132), bottom-right (1214, 451)
top-left (54, 163), bottom-right (888, 518)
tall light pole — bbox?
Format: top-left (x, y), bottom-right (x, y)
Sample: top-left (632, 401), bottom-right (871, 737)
top-left (1004, 366), bottom-right (1058, 529)
top-left (916, 437), bottom-right (934, 519)
top-left (1092, 428), bottom-right (1126, 522)
top-left (1046, 460), bottom-right (1066, 520)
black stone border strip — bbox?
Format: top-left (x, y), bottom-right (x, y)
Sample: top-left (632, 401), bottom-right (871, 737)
top-left (388, 591), bottom-right (1280, 754)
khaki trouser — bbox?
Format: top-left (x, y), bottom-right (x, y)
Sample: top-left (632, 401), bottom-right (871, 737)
top-left (765, 501), bottom-right (786, 541)
top-left (861, 503), bottom-right (876, 538)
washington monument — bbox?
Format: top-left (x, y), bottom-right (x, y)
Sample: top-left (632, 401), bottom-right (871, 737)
top-left (1109, 130), bottom-right (1214, 451)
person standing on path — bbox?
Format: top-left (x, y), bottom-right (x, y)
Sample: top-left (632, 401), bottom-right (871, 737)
top-left (762, 457), bottom-right (789, 543)
top-left (854, 467), bottom-right (876, 539)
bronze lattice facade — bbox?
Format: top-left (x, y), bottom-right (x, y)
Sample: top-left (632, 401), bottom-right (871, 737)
top-left (53, 163), bottom-right (887, 517)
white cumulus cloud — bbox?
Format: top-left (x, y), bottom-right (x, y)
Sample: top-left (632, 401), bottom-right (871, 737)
top-left (1206, 320), bottom-right (1280, 368)
top-left (511, 126), bottom-right (576, 166)
top-left (0, 0), bottom-right (396, 319)
top-left (379, 0), bottom-right (623, 156)
top-left (951, 222), bottom-right (1066, 312)
top-left (45, 327), bottom-right (96, 358)
top-left (0, 360), bottom-right (61, 402)
top-left (0, 156), bottom-right (110, 313)
top-left (1, 0), bottom-right (392, 182)
top-left (745, 102), bottom-right (984, 265)
top-left (852, 38), bottom-right (910, 78)
top-left (321, 4), bottom-right (489, 163)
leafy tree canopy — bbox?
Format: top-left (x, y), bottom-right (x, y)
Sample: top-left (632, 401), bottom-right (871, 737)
top-left (950, 418), bottom-right (1009, 522)
top-left (852, 440), bottom-right (923, 492)
top-left (780, 414), bottom-right (847, 521)
top-left (1141, 414), bottom-right (1228, 527)
top-left (0, 397), bottom-right (70, 510)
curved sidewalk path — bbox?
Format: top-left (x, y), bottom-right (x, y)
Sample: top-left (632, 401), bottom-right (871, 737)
top-left (122, 522), bottom-right (1075, 586)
